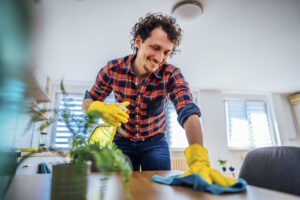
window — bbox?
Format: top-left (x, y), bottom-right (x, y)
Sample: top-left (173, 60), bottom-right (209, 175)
top-left (52, 93), bottom-right (114, 150)
top-left (225, 99), bottom-right (277, 149)
top-left (167, 92), bottom-right (199, 149)
top-left (167, 103), bottom-right (188, 149)
top-left (52, 93), bottom-right (85, 150)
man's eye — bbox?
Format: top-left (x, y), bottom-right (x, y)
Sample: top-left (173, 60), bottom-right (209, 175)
top-left (152, 46), bottom-right (160, 50)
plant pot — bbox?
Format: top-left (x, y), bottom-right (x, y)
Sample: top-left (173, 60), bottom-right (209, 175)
top-left (51, 163), bottom-right (91, 200)
top-left (222, 167), bottom-right (227, 172)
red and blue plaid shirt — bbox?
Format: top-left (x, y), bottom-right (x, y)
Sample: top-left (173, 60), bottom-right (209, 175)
top-left (85, 54), bottom-right (200, 141)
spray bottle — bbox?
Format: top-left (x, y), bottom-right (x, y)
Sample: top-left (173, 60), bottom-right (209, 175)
top-left (88, 103), bottom-right (128, 147)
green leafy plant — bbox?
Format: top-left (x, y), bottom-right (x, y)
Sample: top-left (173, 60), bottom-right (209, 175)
top-left (50, 81), bottom-right (132, 198)
top-left (217, 158), bottom-right (228, 172)
top-left (10, 80), bottom-right (132, 199)
top-left (217, 159), bottom-right (227, 166)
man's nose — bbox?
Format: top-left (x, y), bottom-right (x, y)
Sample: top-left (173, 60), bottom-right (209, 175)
top-left (153, 52), bottom-right (164, 64)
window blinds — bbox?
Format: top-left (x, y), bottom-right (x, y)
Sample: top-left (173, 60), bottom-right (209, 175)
top-left (167, 103), bottom-right (188, 148)
top-left (53, 93), bottom-right (114, 150)
top-left (225, 100), bottom-right (275, 149)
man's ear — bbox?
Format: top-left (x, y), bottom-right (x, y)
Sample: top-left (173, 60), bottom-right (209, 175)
top-left (135, 36), bottom-right (142, 49)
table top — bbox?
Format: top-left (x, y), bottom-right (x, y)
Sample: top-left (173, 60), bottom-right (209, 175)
top-left (5, 170), bottom-right (300, 200)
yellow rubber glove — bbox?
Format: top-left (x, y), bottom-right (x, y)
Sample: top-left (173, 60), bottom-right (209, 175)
top-left (182, 144), bottom-right (237, 187)
top-left (87, 101), bottom-right (130, 127)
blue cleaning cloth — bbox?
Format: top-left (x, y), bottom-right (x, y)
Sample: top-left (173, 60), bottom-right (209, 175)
top-left (152, 173), bottom-right (247, 195)
top-left (37, 162), bottom-right (51, 174)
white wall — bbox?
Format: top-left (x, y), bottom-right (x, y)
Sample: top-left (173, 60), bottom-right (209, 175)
top-left (197, 90), bottom-right (300, 172)
top-left (27, 0), bottom-right (300, 93)
top-left (13, 113), bottom-right (41, 149)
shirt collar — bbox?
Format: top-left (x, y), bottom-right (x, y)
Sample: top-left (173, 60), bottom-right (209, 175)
top-left (123, 54), bottom-right (135, 74)
top-left (153, 67), bottom-right (162, 79)
top-left (125, 54), bottom-right (162, 79)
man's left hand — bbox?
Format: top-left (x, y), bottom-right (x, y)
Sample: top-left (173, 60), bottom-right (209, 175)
top-left (182, 144), bottom-right (237, 187)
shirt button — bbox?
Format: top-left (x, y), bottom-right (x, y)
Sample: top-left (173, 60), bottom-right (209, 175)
top-left (135, 82), bottom-right (138, 86)
top-left (137, 95), bottom-right (141, 98)
top-left (135, 125), bottom-right (138, 128)
top-left (135, 107), bottom-right (139, 111)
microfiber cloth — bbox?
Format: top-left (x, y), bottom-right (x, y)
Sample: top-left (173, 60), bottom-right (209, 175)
top-left (37, 162), bottom-right (51, 174)
top-left (152, 173), bottom-right (247, 195)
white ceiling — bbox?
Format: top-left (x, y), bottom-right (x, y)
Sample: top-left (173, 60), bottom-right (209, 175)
top-left (28, 0), bottom-right (300, 93)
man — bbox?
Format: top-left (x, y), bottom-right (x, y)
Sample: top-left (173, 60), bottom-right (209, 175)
top-left (83, 13), bottom-right (235, 186)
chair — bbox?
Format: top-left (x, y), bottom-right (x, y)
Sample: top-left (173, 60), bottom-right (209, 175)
top-left (239, 146), bottom-right (300, 196)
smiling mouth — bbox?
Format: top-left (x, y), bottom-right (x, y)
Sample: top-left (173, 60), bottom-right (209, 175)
top-left (147, 58), bottom-right (158, 68)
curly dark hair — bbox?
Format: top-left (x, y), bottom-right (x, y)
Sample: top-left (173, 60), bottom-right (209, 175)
top-left (130, 13), bottom-right (183, 56)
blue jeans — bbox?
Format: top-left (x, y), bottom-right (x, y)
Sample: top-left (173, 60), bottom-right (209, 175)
top-left (113, 135), bottom-right (171, 171)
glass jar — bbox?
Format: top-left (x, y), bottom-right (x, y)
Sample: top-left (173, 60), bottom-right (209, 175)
top-left (39, 132), bottom-right (47, 150)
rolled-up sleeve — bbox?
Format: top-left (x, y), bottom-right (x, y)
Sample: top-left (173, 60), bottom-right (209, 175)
top-left (84, 64), bottom-right (113, 101)
top-left (177, 103), bottom-right (201, 127)
top-left (168, 68), bottom-right (201, 127)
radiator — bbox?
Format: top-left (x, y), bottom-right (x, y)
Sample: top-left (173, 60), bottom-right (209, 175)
top-left (170, 157), bottom-right (188, 171)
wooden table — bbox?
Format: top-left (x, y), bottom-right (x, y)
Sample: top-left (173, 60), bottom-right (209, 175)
top-left (5, 170), bottom-right (300, 200)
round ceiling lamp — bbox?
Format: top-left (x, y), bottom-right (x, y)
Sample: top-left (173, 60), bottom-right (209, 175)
top-left (172, 0), bottom-right (203, 20)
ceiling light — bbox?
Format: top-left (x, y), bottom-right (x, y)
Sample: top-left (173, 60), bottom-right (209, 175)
top-left (172, 0), bottom-right (203, 20)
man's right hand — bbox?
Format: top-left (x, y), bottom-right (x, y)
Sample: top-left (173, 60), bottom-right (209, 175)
top-left (87, 101), bottom-right (130, 126)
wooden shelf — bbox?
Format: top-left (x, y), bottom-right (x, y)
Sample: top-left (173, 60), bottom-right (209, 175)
top-left (29, 77), bottom-right (50, 103)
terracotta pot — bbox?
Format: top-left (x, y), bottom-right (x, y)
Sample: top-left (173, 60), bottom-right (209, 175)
top-left (51, 163), bottom-right (91, 200)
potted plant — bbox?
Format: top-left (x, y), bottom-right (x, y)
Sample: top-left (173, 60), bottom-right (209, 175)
top-left (50, 137), bottom-right (131, 200)
top-left (217, 159), bottom-right (228, 172)
top-left (2, 81), bottom-right (132, 200)
top-left (45, 81), bottom-right (132, 200)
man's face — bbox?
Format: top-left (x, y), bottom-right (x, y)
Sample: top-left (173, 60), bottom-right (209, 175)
top-left (135, 27), bottom-right (174, 74)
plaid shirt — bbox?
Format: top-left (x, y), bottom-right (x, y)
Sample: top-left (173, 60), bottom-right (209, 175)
top-left (85, 54), bottom-right (200, 141)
